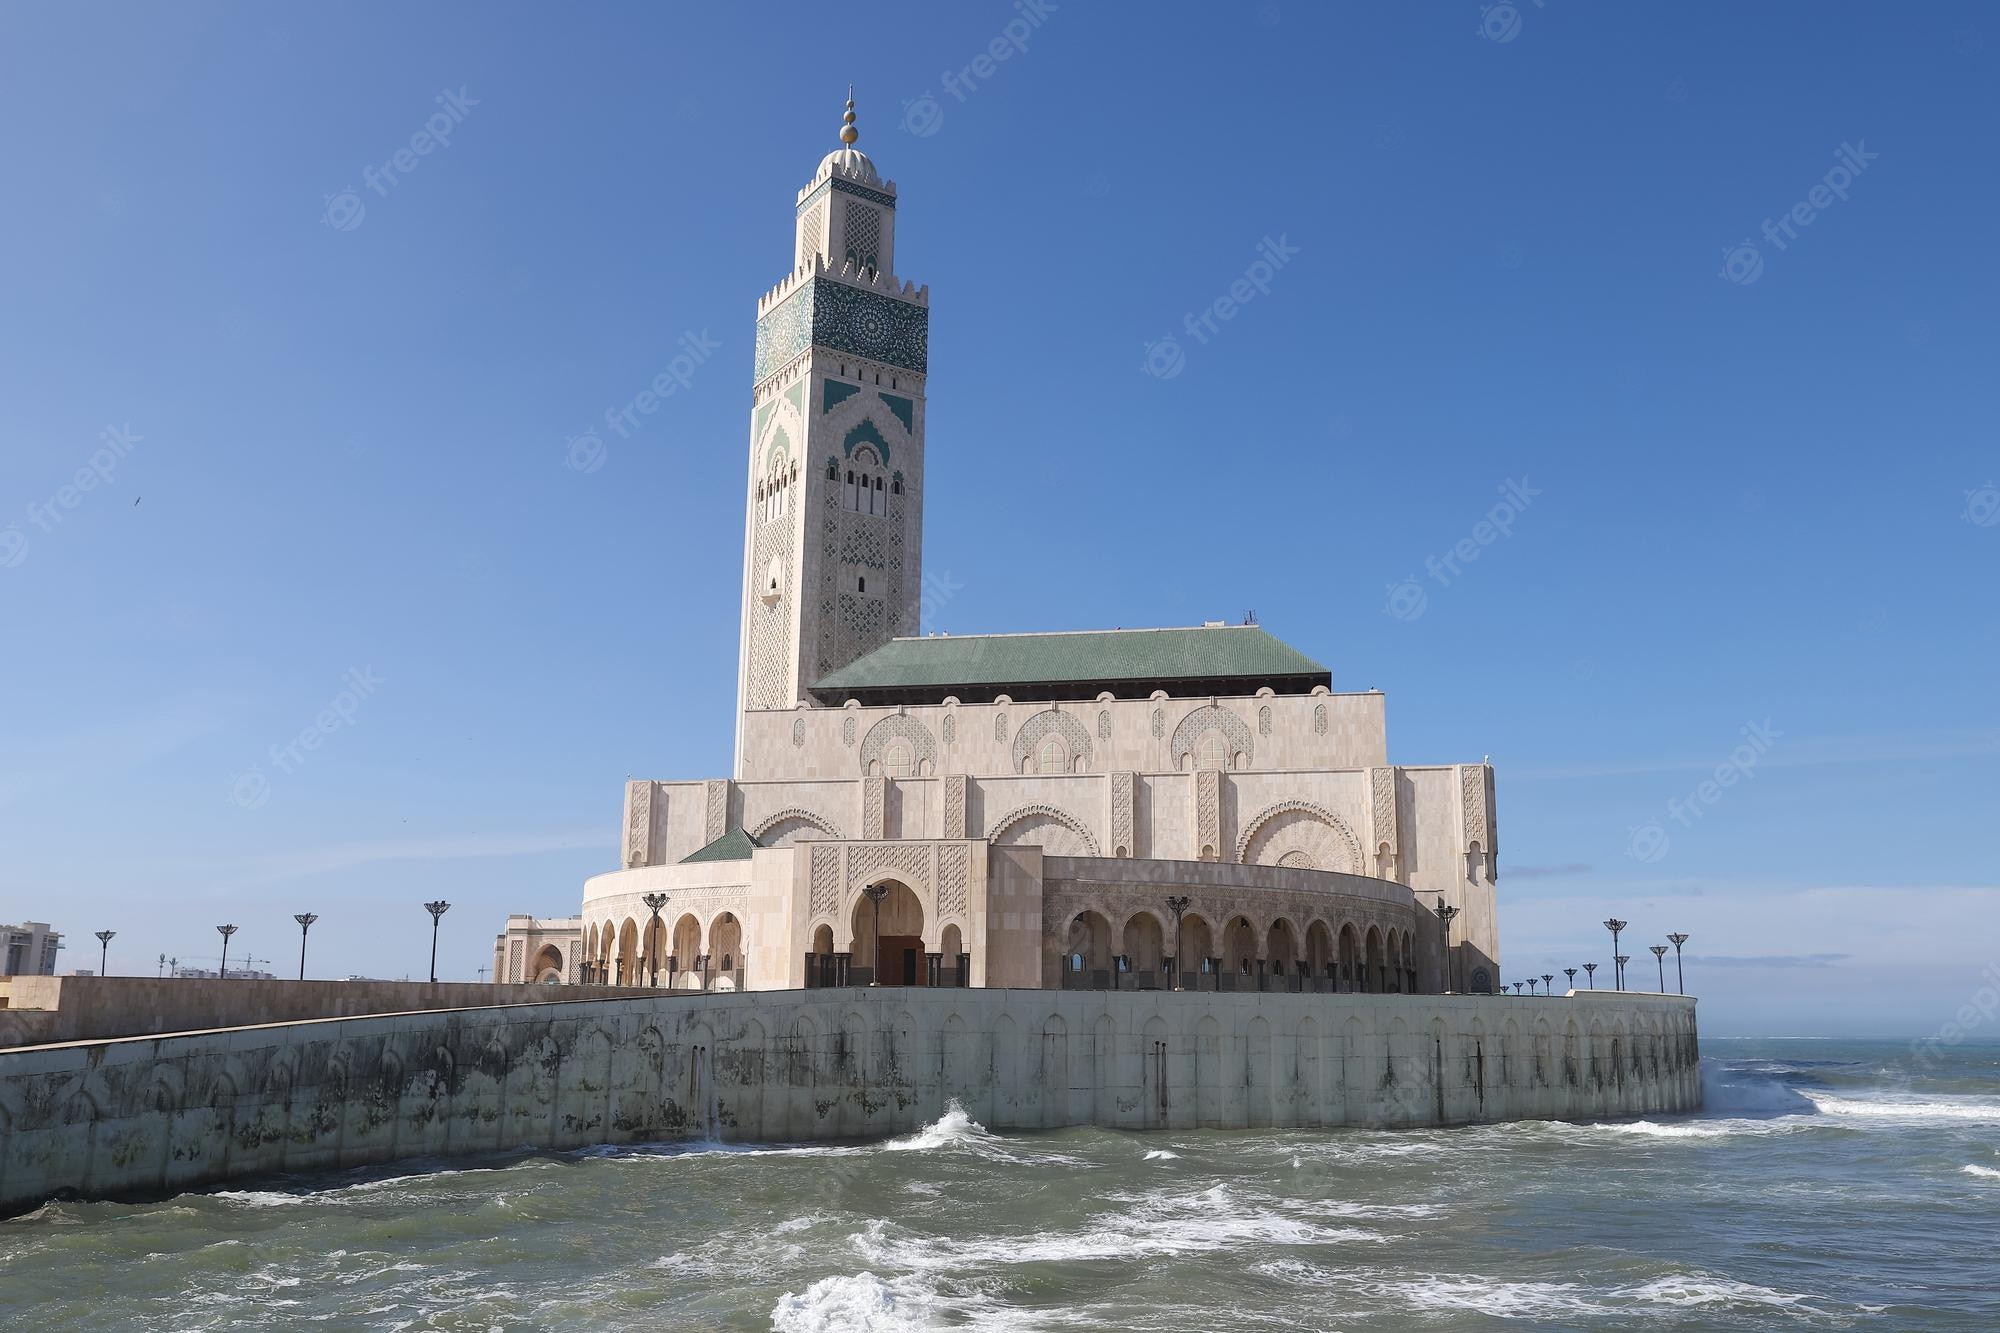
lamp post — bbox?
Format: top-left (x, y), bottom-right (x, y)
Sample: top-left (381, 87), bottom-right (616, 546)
top-left (1649, 944), bottom-right (1668, 992)
top-left (423, 901), bottom-right (450, 983)
top-left (863, 884), bottom-right (889, 986)
top-left (157, 952), bottom-right (166, 978)
top-left (1165, 895), bottom-right (1190, 990)
top-left (1603, 919), bottom-right (1628, 990)
top-left (94, 930), bottom-right (115, 976)
top-left (1615, 955), bottom-right (1630, 993)
top-left (642, 892), bottom-right (671, 986)
top-left (294, 913), bottom-right (317, 981)
top-left (1667, 932), bottom-right (1690, 994)
top-left (1512, 981), bottom-right (1523, 995)
top-left (1583, 962), bottom-right (1597, 988)
top-left (1435, 896), bottom-right (1460, 993)
top-left (1542, 973), bottom-right (1554, 996)
top-left (216, 924), bottom-right (238, 978)
top-left (1564, 967), bottom-right (1577, 991)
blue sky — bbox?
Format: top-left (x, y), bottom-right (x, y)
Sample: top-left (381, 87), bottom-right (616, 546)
top-left (0, 2), bottom-right (1994, 1037)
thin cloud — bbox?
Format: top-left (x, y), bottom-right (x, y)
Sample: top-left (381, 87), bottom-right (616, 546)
top-left (1501, 862), bottom-right (1592, 880)
top-left (1688, 953), bottom-right (1852, 970)
top-left (1510, 727), bottom-right (2000, 782)
top-left (223, 830), bottom-right (606, 886)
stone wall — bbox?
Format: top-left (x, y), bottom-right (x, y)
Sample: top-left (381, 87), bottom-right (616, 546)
top-left (0, 987), bottom-right (1697, 1216)
top-left (0, 976), bottom-right (660, 1050)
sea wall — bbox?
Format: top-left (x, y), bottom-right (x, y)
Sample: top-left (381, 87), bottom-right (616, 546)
top-left (0, 976), bottom-right (662, 1050)
top-left (0, 987), bottom-right (1698, 1216)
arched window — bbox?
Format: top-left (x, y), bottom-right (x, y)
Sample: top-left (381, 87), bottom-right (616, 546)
top-left (845, 470), bottom-right (858, 510)
top-left (1037, 736), bottom-right (1067, 774)
top-left (883, 741), bottom-right (913, 778)
top-left (1195, 730), bottom-right (1228, 770)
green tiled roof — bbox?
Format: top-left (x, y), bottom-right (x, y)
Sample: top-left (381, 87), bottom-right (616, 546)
top-left (681, 826), bottom-right (762, 864)
top-left (813, 625), bottom-right (1329, 695)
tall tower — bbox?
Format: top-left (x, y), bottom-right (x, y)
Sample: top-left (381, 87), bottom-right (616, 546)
top-left (736, 94), bottom-right (930, 770)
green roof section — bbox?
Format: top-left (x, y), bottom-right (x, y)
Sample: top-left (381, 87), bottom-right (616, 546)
top-left (680, 826), bottom-right (762, 864)
top-left (813, 625), bottom-right (1329, 697)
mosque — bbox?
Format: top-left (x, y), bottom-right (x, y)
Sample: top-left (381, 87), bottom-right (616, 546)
top-left (495, 99), bottom-right (1502, 998)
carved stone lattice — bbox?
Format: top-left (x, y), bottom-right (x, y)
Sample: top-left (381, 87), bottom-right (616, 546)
top-left (994, 711), bottom-right (1008, 743)
top-left (1151, 708), bottom-right (1164, 739)
top-left (1258, 705), bottom-right (1272, 736)
top-left (1097, 710), bottom-right (1111, 740)
top-left (1234, 799), bottom-right (1364, 875)
top-left (809, 845), bottom-right (842, 918)
top-left (751, 807), bottom-right (844, 844)
top-left (842, 715), bottom-right (857, 746)
top-left (1171, 704), bottom-right (1256, 769)
top-left (792, 717), bottom-right (806, 747)
top-left (859, 713), bottom-right (938, 775)
top-left (846, 843), bottom-right (933, 907)
top-left (703, 779), bottom-right (730, 843)
top-left (1011, 708), bottom-right (1094, 774)
top-left (745, 514), bottom-right (794, 709)
top-left (1462, 765), bottom-right (1489, 848)
top-left (625, 781), bottom-right (653, 867)
top-left (1109, 771), bottom-right (1135, 858)
top-left (1313, 703), bottom-right (1328, 735)
top-left (861, 776), bottom-right (886, 839)
top-left (942, 774), bottom-right (967, 839)
top-left (938, 844), bottom-right (970, 919)
top-left (942, 713), bottom-right (956, 746)
top-left (798, 200), bottom-right (825, 268)
top-left (1194, 768), bottom-right (1221, 859)
top-left (1370, 766), bottom-right (1399, 856)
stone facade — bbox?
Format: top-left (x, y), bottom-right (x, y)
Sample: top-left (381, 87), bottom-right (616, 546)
top-left (490, 916), bottom-right (582, 985)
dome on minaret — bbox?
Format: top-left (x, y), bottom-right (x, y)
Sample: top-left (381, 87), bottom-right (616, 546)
top-left (817, 89), bottom-right (879, 183)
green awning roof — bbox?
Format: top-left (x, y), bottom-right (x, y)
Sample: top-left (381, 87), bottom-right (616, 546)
top-left (812, 625), bottom-right (1329, 697)
top-left (680, 826), bottom-right (762, 864)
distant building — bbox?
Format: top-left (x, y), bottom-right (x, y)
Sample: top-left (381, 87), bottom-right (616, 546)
top-left (171, 965), bottom-right (277, 981)
top-left (2, 923), bottom-right (62, 977)
top-left (491, 916), bottom-right (582, 984)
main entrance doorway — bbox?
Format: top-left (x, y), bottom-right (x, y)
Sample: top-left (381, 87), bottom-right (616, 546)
top-left (850, 880), bottom-right (928, 986)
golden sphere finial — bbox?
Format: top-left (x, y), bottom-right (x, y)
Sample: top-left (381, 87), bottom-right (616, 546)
top-left (840, 86), bottom-right (858, 145)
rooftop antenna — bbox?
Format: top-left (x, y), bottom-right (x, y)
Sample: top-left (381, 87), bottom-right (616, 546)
top-left (1242, 609), bottom-right (1257, 625)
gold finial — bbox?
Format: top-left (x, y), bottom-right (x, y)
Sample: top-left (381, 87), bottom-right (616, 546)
top-left (840, 86), bottom-right (858, 145)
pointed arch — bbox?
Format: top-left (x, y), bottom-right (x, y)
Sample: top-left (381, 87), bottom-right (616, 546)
top-left (1169, 704), bottom-right (1255, 770)
top-left (750, 806), bottom-right (845, 844)
top-left (858, 714), bottom-right (936, 776)
top-left (1011, 709), bottom-right (1095, 774)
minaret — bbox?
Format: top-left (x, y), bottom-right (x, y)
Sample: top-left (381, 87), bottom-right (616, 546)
top-left (735, 93), bottom-right (931, 771)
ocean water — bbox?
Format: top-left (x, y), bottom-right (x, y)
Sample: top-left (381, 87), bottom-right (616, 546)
top-left (4, 1038), bottom-right (1997, 1330)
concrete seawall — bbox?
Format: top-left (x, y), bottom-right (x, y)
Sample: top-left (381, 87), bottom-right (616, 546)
top-left (0, 987), bottom-right (1699, 1216)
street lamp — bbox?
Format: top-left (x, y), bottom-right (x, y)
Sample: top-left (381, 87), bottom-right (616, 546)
top-left (424, 901), bottom-right (450, 983)
top-left (1435, 896), bottom-right (1461, 993)
top-left (863, 884), bottom-right (889, 985)
top-left (294, 913), bottom-right (318, 981)
top-left (94, 930), bottom-right (115, 976)
top-left (1603, 919), bottom-right (1628, 990)
top-left (642, 892), bottom-right (671, 986)
top-left (1564, 967), bottom-right (1577, 991)
top-left (1512, 981), bottom-right (1524, 995)
top-left (1542, 973), bottom-right (1554, 996)
top-left (216, 924), bottom-right (238, 978)
top-left (1615, 955), bottom-right (1631, 993)
top-left (157, 952), bottom-right (166, 978)
top-left (1527, 978), bottom-right (1538, 995)
top-left (1583, 962), bottom-right (1598, 988)
top-left (1649, 944), bottom-right (1669, 992)
top-left (1165, 895), bottom-right (1191, 991)
top-left (1667, 932), bottom-right (1690, 994)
